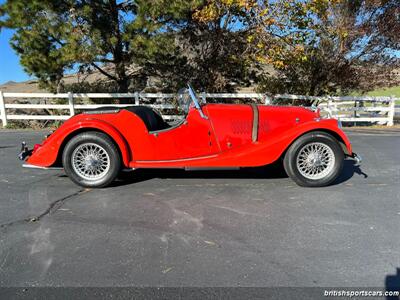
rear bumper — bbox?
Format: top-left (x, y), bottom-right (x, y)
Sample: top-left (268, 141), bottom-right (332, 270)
top-left (19, 142), bottom-right (61, 170)
top-left (18, 142), bottom-right (32, 161)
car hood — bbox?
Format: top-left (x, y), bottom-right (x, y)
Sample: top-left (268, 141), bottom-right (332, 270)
top-left (204, 103), bottom-right (319, 121)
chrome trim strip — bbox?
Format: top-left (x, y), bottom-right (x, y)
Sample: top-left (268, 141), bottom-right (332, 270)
top-left (84, 109), bottom-right (120, 115)
top-left (22, 164), bottom-right (63, 170)
top-left (136, 154), bottom-right (219, 164)
top-left (121, 168), bottom-right (136, 172)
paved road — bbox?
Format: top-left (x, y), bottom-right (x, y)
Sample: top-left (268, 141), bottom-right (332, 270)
top-left (0, 129), bottom-right (399, 289)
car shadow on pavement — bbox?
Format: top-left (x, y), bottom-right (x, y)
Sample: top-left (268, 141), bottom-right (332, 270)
top-left (111, 161), bottom-right (288, 187)
top-left (0, 145), bottom-right (16, 149)
top-left (332, 159), bottom-right (368, 185)
top-left (111, 159), bottom-right (368, 187)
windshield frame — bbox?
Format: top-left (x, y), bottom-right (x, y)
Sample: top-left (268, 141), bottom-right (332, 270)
top-left (187, 84), bottom-right (208, 119)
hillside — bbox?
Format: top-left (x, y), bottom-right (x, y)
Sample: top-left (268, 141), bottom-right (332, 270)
top-left (0, 70), bottom-right (111, 94)
top-left (363, 86), bottom-right (400, 98)
top-left (0, 70), bottom-right (398, 96)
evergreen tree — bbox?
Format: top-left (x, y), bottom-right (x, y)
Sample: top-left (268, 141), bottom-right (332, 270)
top-left (0, 0), bottom-right (177, 95)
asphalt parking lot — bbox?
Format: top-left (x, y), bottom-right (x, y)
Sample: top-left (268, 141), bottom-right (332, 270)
top-left (0, 129), bottom-right (399, 289)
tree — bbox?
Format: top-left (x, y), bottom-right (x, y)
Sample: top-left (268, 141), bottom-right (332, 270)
top-left (135, 0), bottom-right (259, 92)
top-left (0, 0), bottom-right (176, 96)
top-left (249, 0), bottom-right (400, 96)
top-left (182, 0), bottom-right (258, 91)
top-left (0, 0), bottom-right (259, 93)
top-left (1, 0), bottom-right (398, 97)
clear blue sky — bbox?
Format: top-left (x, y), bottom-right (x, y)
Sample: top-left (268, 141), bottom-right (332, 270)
top-left (0, 28), bottom-right (33, 84)
top-left (0, 0), bottom-right (32, 85)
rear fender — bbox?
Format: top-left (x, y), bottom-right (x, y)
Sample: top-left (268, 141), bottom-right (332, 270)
top-left (27, 119), bottom-right (131, 168)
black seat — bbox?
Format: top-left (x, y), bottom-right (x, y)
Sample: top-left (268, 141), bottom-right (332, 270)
top-left (84, 105), bottom-right (170, 132)
top-left (123, 106), bottom-right (170, 132)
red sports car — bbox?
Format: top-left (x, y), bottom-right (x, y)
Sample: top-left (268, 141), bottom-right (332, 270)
top-left (19, 85), bottom-right (361, 188)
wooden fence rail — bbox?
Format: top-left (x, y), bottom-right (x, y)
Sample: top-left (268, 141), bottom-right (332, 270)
top-left (0, 91), bottom-right (397, 127)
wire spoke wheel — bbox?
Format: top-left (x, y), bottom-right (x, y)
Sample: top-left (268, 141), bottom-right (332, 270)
top-left (296, 142), bottom-right (335, 180)
top-left (71, 143), bottom-right (111, 181)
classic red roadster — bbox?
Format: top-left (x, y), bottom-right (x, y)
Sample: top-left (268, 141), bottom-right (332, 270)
top-left (19, 85), bottom-right (361, 188)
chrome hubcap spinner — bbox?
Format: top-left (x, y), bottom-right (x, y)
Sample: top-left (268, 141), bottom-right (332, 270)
top-left (296, 142), bottom-right (335, 180)
top-left (71, 143), bottom-right (110, 181)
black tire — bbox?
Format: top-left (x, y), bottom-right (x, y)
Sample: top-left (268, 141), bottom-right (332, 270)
top-left (62, 131), bottom-right (121, 188)
top-left (283, 131), bottom-right (344, 187)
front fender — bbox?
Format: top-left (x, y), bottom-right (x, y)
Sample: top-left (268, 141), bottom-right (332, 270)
top-left (250, 118), bottom-right (352, 166)
top-left (27, 118), bottom-right (131, 168)
top-left (240, 118), bottom-right (352, 167)
top-left (287, 119), bottom-right (352, 155)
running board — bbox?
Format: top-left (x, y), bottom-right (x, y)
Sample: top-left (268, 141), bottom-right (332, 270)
top-left (184, 167), bottom-right (240, 171)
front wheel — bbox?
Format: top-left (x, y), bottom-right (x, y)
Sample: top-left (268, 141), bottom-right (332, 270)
top-left (283, 132), bottom-right (344, 187)
top-left (62, 132), bottom-right (121, 188)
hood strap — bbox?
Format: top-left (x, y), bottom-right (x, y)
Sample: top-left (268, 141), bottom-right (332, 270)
top-left (250, 103), bottom-right (259, 143)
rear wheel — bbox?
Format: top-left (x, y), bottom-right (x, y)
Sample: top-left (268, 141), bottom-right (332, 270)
top-left (62, 132), bottom-right (121, 188)
top-left (283, 132), bottom-right (344, 187)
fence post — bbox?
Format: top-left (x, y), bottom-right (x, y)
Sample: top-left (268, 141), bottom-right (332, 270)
top-left (353, 100), bottom-right (357, 126)
top-left (326, 100), bottom-right (333, 118)
top-left (387, 96), bottom-right (395, 126)
top-left (332, 101), bottom-right (338, 119)
top-left (0, 91), bottom-right (7, 127)
top-left (68, 92), bottom-right (75, 117)
top-left (134, 92), bottom-right (139, 105)
top-left (264, 95), bottom-right (271, 105)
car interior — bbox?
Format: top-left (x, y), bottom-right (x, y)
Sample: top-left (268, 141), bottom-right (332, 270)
top-left (84, 86), bottom-right (199, 133)
top-left (84, 106), bottom-right (184, 133)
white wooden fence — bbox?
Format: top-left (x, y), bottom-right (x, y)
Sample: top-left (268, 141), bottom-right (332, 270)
top-left (0, 91), bottom-right (397, 127)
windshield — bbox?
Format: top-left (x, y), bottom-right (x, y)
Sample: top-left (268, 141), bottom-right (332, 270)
top-left (177, 88), bottom-right (192, 115)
